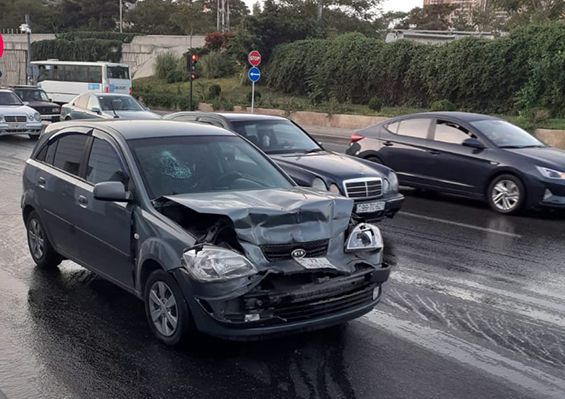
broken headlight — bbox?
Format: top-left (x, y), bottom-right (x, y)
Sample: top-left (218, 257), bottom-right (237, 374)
top-left (182, 246), bottom-right (258, 282)
top-left (345, 223), bottom-right (383, 252)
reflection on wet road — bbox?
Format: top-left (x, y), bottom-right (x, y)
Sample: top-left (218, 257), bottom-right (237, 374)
top-left (1, 135), bottom-right (564, 399)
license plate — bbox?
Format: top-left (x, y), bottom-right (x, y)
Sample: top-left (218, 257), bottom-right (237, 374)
top-left (9, 123), bottom-right (26, 129)
top-left (295, 257), bottom-right (337, 270)
top-left (356, 201), bottom-right (385, 214)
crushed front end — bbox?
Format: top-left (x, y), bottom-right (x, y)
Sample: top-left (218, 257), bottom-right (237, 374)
top-left (159, 188), bottom-right (392, 339)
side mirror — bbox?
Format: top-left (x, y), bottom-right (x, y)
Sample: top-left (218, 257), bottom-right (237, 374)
top-left (90, 107), bottom-right (101, 114)
top-left (23, 101), bottom-right (30, 106)
top-left (49, 98), bottom-right (53, 102)
top-left (144, 107), bottom-right (150, 111)
top-left (462, 138), bottom-right (485, 149)
top-left (93, 182), bottom-right (131, 202)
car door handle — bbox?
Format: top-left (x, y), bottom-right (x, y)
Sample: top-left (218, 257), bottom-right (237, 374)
top-left (427, 150), bottom-right (441, 155)
top-left (37, 177), bottom-right (46, 187)
top-left (78, 195), bottom-right (88, 208)
top-left (383, 141), bottom-right (394, 147)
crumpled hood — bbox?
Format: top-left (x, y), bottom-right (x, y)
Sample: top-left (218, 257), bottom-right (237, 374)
top-left (164, 187), bottom-right (354, 246)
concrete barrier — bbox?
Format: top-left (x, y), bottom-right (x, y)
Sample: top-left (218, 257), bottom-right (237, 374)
top-left (534, 129), bottom-right (565, 149)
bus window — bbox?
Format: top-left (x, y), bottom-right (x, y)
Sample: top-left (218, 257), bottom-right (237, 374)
top-left (88, 66), bottom-right (102, 83)
top-left (107, 66), bottom-right (129, 80)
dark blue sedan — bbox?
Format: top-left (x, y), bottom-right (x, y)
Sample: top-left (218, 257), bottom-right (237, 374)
top-left (347, 112), bottom-right (565, 214)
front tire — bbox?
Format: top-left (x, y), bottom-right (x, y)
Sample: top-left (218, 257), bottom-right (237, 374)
top-left (26, 211), bottom-right (62, 268)
top-left (144, 270), bottom-right (194, 346)
top-left (488, 174), bottom-right (525, 215)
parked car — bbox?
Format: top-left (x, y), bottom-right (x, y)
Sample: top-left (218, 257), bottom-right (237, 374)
top-left (165, 112), bottom-right (404, 222)
top-left (61, 93), bottom-right (161, 121)
top-left (347, 112), bottom-right (565, 214)
top-left (0, 89), bottom-right (42, 140)
top-left (22, 120), bottom-right (391, 345)
top-left (10, 85), bottom-right (61, 122)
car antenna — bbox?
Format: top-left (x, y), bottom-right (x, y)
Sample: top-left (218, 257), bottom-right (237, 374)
top-left (109, 98), bottom-right (119, 119)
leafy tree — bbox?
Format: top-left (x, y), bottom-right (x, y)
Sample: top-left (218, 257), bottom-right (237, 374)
top-left (125, 0), bottom-right (182, 34)
top-left (396, 4), bottom-right (458, 30)
top-left (59, 0), bottom-right (137, 31)
top-left (0, 0), bottom-right (63, 32)
top-left (492, 0), bottom-right (565, 28)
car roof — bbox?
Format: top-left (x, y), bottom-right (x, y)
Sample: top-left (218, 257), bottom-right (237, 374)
top-left (395, 112), bottom-right (499, 123)
top-left (89, 93), bottom-right (132, 98)
top-left (0, 89), bottom-right (15, 93)
top-left (171, 112), bottom-right (288, 122)
top-left (8, 85), bottom-right (39, 89)
top-left (47, 120), bottom-right (237, 140)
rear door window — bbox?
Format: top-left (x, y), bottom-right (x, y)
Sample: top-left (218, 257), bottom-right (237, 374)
top-left (396, 119), bottom-right (433, 139)
top-left (86, 96), bottom-right (99, 111)
top-left (52, 134), bottom-right (89, 176)
top-left (75, 94), bottom-right (89, 109)
top-left (433, 120), bottom-right (476, 144)
top-left (86, 138), bottom-right (127, 185)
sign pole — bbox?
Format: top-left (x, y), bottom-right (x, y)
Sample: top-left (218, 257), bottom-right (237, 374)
top-left (251, 81), bottom-right (255, 113)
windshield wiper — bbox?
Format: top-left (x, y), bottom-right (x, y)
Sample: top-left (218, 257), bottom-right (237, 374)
top-left (500, 144), bottom-right (545, 149)
top-left (305, 148), bottom-right (324, 154)
top-left (109, 101), bottom-right (119, 119)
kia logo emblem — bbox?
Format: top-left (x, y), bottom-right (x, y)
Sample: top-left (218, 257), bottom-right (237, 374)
top-left (291, 248), bottom-right (306, 259)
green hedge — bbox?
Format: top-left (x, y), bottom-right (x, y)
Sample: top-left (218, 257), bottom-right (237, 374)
top-left (56, 31), bottom-right (138, 43)
top-left (32, 39), bottom-right (122, 63)
top-left (266, 24), bottom-right (565, 116)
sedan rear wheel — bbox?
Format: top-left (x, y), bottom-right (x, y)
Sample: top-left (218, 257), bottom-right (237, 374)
top-left (488, 175), bottom-right (525, 214)
top-left (26, 211), bottom-right (62, 268)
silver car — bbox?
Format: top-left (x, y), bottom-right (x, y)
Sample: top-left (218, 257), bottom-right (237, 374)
top-left (61, 93), bottom-right (161, 121)
top-left (0, 89), bottom-right (42, 140)
top-left (22, 120), bottom-right (391, 345)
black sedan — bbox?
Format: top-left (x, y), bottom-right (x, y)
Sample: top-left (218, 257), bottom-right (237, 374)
top-left (165, 112), bottom-right (404, 222)
top-left (11, 85), bottom-right (61, 122)
top-left (346, 112), bottom-right (565, 214)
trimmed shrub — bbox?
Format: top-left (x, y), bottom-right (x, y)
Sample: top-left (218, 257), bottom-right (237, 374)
top-left (368, 97), bottom-right (384, 111)
top-left (208, 84), bottom-right (222, 99)
top-left (56, 32), bottom-right (138, 43)
top-left (430, 100), bottom-right (456, 112)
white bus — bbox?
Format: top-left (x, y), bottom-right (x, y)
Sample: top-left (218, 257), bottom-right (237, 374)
top-left (32, 61), bottom-right (132, 104)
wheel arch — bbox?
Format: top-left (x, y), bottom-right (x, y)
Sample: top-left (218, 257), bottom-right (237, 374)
top-left (138, 258), bottom-right (164, 298)
top-left (484, 168), bottom-right (527, 198)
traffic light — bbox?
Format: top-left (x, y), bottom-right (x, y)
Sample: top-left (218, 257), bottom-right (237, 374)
top-left (190, 54), bottom-right (198, 80)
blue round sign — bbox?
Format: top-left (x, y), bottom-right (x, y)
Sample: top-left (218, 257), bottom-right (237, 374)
top-left (248, 67), bottom-right (261, 82)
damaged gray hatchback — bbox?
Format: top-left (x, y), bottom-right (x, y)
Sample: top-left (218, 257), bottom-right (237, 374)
top-left (22, 120), bottom-right (391, 345)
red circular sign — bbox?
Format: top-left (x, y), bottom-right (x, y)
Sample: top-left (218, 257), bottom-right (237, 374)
top-left (248, 50), bottom-right (261, 67)
top-left (0, 34), bottom-right (4, 58)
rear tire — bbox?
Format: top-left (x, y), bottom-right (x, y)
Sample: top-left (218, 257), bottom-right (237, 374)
top-left (26, 211), bottom-right (62, 268)
top-left (487, 174), bottom-right (526, 215)
top-left (144, 269), bottom-right (194, 346)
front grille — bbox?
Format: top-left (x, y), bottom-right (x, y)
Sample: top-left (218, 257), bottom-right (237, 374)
top-left (272, 285), bottom-right (375, 322)
top-left (344, 178), bottom-right (382, 199)
top-left (36, 107), bottom-right (59, 115)
top-left (261, 239), bottom-right (329, 262)
top-left (4, 116), bottom-right (26, 123)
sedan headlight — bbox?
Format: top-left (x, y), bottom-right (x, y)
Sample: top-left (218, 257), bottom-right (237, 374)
top-left (329, 183), bottom-right (341, 194)
top-left (383, 172), bottom-right (399, 193)
top-left (182, 246), bottom-right (258, 282)
top-left (0, 115), bottom-right (4, 122)
top-left (311, 177), bottom-right (328, 191)
top-left (345, 223), bottom-right (383, 252)
top-left (537, 166), bottom-right (565, 180)
top-left (34, 112), bottom-right (42, 122)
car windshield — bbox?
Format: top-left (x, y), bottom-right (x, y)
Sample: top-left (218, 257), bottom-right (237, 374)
top-left (471, 120), bottom-right (545, 148)
top-left (231, 120), bottom-right (321, 154)
top-left (129, 135), bottom-right (293, 200)
top-left (14, 89), bottom-right (50, 102)
top-left (0, 92), bottom-right (23, 106)
top-left (98, 96), bottom-right (144, 111)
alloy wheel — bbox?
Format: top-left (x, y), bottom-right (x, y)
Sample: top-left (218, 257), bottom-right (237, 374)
top-left (148, 281), bottom-right (178, 337)
top-left (28, 219), bottom-right (45, 260)
top-left (492, 180), bottom-right (520, 212)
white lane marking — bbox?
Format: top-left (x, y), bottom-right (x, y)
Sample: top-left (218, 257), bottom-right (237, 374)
top-left (400, 211), bottom-right (522, 238)
top-left (362, 310), bottom-right (565, 398)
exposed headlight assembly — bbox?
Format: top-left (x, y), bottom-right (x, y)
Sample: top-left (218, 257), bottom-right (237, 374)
top-left (537, 166), bottom-right (565, 180)
top-left (34, 112), bottom-right (42, 122)
top-left (311, 177), bottom-right (328, 191)
top-left (182, 246), bottom-right (258, 282)
top-left (346, 223), bottom-right (383, 252)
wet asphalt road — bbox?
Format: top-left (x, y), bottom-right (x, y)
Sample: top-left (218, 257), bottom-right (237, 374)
top-left (1, 134), bottom-right (565, 399)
